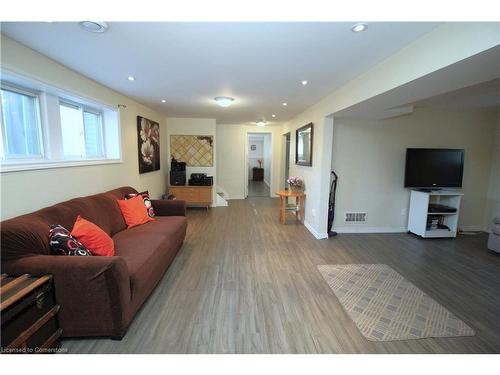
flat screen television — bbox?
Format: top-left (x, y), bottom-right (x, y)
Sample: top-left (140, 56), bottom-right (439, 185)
top-left (404, 148), bottom-right (464, 188)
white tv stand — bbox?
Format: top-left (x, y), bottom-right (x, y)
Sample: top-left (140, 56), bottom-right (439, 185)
top-left (407, 189), bottom-right (463, 238)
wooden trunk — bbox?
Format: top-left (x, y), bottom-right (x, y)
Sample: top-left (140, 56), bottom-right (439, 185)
top-left (1, 274), bottom-right (62, 354)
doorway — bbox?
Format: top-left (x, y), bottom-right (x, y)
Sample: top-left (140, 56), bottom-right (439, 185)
top-left (284, 132), bottom-right (291, 190)
top-left (247, 133), bottom-right (272, 197)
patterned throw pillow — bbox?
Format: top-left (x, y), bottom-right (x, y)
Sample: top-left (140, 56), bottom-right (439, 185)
top-left (49, 224), bottom-right (92, 256)
top-left (125, 191), bottom-right (155, 217)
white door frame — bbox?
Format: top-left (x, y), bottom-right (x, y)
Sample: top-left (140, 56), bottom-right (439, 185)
top-left (244, 131), bottom-right (273, 198)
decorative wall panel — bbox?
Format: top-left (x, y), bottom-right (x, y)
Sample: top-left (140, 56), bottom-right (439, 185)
top-left (170, 135), bottom-right (214, 167)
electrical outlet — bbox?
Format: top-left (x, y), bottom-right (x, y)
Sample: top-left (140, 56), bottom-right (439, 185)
top-left (311, 209), bottom-right (316, 217)
top-left (401, 208), bottom-right (407, 216)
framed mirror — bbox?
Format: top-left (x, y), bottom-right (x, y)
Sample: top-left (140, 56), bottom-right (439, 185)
top-left (295, 122), bottom-right (313, 166)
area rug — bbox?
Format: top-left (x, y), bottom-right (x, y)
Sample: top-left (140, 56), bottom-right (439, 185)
top-left (317, 264), bottom-right (475, 341)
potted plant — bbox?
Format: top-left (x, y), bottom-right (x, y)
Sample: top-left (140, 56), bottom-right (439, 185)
top-left (287, 176), bottom-right (305, 192)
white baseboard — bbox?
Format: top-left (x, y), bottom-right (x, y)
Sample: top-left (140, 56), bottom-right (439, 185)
top-left (333, 226), bottom-right (408, 234)
top-left (458, 225), bottom-right (487, 232)
top-left (226, 195), bottom-right (246, 200)
top-left (304, 220), bottom-right (328, 239)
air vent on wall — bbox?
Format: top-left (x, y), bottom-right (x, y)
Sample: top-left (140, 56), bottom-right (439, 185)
top-left (344, 212), bottom-right (367, 223)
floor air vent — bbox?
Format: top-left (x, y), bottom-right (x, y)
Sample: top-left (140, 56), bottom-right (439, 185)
top-left (344, 212), bottom-right (367, 223)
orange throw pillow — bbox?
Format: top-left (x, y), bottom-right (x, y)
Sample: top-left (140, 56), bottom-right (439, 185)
top-left (117, 194), bottom-right (155, 229)
top-left (71, 216), bottom-right (115, 257)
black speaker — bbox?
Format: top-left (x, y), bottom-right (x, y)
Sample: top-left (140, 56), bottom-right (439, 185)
top-left (170, 170), bottom-right (186, 186)
top-left (171, 158), bottom-right (186, 172)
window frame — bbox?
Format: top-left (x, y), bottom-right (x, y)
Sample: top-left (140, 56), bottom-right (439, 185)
top-left (0, 83), bottom-right (45, 161)
top-left (59, 98), bottom-right (106, 160)
top-left (0, 70), bottom-right (122, 173)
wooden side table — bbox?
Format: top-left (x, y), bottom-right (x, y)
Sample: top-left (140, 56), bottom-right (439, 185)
top-left (276, 190), bottom-right (306, 224)
top-left (168, 185), bottom-right (212, 209)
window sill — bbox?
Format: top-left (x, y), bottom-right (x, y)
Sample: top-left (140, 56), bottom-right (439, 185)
top-left (1, 158), bottom-right (123, 173)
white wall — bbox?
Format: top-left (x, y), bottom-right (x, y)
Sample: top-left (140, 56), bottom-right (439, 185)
top-left (165, 117), bottom-right (217, 205)
top-left (331, 108), bottom-right (497, 233)
top-left (485, 109), bottom-right (500, 224)
top-left (217, 124), bottom-right (283, 199)
top-left (263, 134), bottom-right (272, 186)
top-left (0, 35), bottom-right (168, 220)
top-left (282, 23), bottom-right (499, 238)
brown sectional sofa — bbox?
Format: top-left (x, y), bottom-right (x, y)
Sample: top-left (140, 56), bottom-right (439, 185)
top-left (1, 186), bottom-right (187, 339)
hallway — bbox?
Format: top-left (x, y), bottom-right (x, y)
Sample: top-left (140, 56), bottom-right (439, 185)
top-left (247, 180), bottom-right (270, 197)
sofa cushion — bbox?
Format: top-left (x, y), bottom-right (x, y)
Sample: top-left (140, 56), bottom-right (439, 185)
top-left (125, 191), bottom-right (155, 217)
top-left (1, 186), bottom-right (137, 261)
top-left (49, 224), bottom-right (93, 256)
top-left (71, 216), bottom-right (115, 257)
top-left (117, 195), bottom-right (155, 229)
top-left (112, 216), bottom-right (187, 308)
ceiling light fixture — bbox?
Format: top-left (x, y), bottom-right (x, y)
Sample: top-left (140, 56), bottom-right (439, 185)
top-left (128, 76), bottom-right (135, 81)
top-left (79, 21), bottom-right (109, 33)
top-left (272, 114), bottom-right (276, 118)
top-left (161, 99), bottom-right (166, 103)
top-left (351, 23), bottom-right (368, 33)
top-left (214, 96), bottom-right (235, 107)
top-left (256, 120), bottom-right (267, 127)
top-left (301, 80), bottom-right (308, 85)
top-left (282, 102), bottom-right (287, 106)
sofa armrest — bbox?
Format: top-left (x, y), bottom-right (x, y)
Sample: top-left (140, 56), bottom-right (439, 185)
top-left (2, 255), bottom-right (130, 338)
top-left (152, 199), bottom-right (186, 216)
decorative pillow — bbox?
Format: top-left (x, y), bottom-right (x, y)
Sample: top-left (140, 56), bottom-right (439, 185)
top-left (117, 195), bottom-right (155, 229)
top-left (71, 216), bottom-right (115, 257)
top-left (49, 224), bottom-right (92, 256)
top-left (125, 190), bottom-right (155, 217)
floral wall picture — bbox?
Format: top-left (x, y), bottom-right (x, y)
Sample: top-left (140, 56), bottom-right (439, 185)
top-left (137, 116), bottom-right (160, 174)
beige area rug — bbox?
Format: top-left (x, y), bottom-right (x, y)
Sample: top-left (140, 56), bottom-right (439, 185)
top-left (317, 264), bottom-right (475, 342)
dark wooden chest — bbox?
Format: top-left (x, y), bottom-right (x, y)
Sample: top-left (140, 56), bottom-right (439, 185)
top-left (1, 274), bottom-right (62, 354)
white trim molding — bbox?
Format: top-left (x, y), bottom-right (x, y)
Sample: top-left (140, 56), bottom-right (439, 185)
top-left (333, 226), bottom-right (408, 234)
top-left (304, 220), bottom-right (328, 239)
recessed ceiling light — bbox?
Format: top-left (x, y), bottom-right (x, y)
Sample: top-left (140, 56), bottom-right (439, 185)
top-left (79, 21), bottom-right (108, 33)
top-left (272, 114), bottom-right (276, 118)
top-left (282, 102), bottom-right (287, 106)
top-left (351, 23), bottom-right (368, 33)
top-left (127, 76), bottom-right (135, 81)
top-left (256, 120), bottom-right (267, 127)
top-left (161, 99), bottom-right (166, 103)
top-left (214, 96), bottom-right (235, 107)
top-left (301, 80), bottom-right (308, 85)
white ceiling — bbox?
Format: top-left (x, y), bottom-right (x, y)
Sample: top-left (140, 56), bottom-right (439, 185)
top-left (414, 78), bottom-right (500, 110)
top-left (335, 45), bottom-right (500, 119)
top-left (0, 22), bottom-right (440, 124)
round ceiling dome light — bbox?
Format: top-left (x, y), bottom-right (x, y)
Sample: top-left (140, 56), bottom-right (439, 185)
top-left (79, 21), bottom-right (109, 33)
top-left (351, 23), bottom-right (368, 33)
top-left (256, 120), bottom-right (267, 127)
top-left (214, 96), bottom-right (235, 107)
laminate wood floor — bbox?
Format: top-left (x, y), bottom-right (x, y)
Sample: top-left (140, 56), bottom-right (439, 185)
top-left (248, 180), bottom-right (270, 197)
top-left (63, 198), bottom-right (500, 353)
